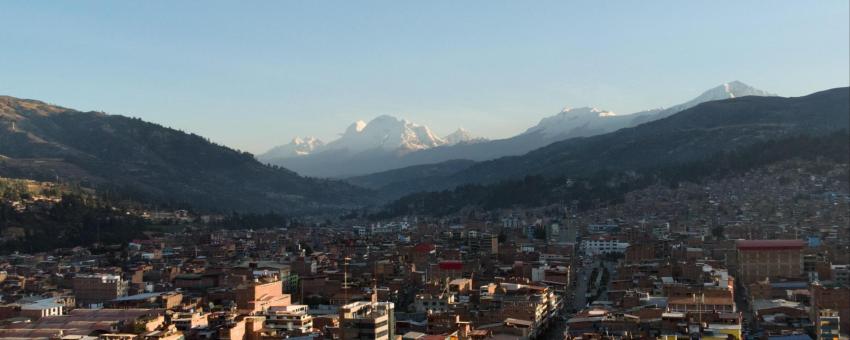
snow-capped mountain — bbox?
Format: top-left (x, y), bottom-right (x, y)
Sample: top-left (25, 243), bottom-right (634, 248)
top-left (323, 115), bottom-right (447, 153)
top-left (523, 107), bottom-right (624, 139)
top-left (524, 81), bottom-right (776, 138)
top-left (258, 115), bottom-right (451, 164)
top-left (631, 81), bottom-right (776, 124)
top-left (260, 81), bottom-right (775, 178)
top-left (260, 137), bottom-right (325, 159)
top-left (690, 80), bottom-right (775, 104)
top-left (444, 128), bottom-right (486, 145)
top-left (257, 115), bottom-right (461, 177)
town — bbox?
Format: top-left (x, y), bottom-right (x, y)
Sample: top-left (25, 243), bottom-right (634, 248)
top-left (0, 159), bottom-right (846, 340)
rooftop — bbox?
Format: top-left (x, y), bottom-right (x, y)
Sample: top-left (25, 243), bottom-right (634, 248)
top-left (736, 239), bottom-right (805, 250)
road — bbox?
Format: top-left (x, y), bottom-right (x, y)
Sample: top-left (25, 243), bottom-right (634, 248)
top-left (573, 260), bottom-right (594, 310)
top-left (599, 260), bottom-right (617, 301)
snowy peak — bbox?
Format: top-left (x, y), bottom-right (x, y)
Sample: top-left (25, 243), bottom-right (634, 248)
top-left (630, 81), bottom-right (777, 124)
top-left (344, 120), bottom-right (367, 135)
top-left (521, 81), bottom-right (773, 140)
top-left (258, 136), bottom-right (325, 160)
top-left (444, 128), bottom-right (486, 145)
top-left (260, 114), bottom-right (471, 162)
top-left (325, 115), bottom-right (447, 153)
top-left (689, 81), bottom-right (776, 105)
top-left (524, 107), bottom-right (620, 138)
top-left (558, 107), bottom-right (616, 117)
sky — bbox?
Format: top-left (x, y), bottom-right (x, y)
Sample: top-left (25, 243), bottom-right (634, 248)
top-left (1, 1), bottom-right (848, 154)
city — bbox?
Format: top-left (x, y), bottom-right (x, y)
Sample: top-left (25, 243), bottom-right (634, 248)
top-left (1, 2), bottom-right (848, 340)
top-left (0, 157), bottom-right (847, 339)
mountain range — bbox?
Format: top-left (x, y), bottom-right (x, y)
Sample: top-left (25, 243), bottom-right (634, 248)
top-left (353, 87), bottom-right (849, 201)
top-left (1, 84), bottom-right (844, 216)
top-left (0, 96), bottom-right (369, 213)
top-left (261, 81), bottom-right (776, 178)
top-left (257, 115), bottom-right (486, 177)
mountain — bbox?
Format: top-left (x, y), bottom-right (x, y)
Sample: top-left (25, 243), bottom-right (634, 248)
top-left (630, 80), bottom-right (776, 125)
top-left (323, 115), bottom-right (447, 153)
top-left (519, 81), bottom-right (776, 141)
top-left (444, 128), bottom-right (486, 145)
top-left (346, 159), bottom-right (476, 200)
top-left (0, 96), bottom-right (371, 213)
top-left (259, 115), bottom-right (459, 177)
top-left (261, 137), bottom-right (325, 159)
top-left (338, 81), bottom-right (776, 182)
top-left (521, 106), bottom-right (630, 139)
top-left (259, 115), bottom-right (449, 162)
top-left (379, 131), bottom-right (850, 217)
top-left (463, 87), bottom-right (843, 183)
top-left (367, 87), bottom-right (849, 201)
top-left (262, 81), bottom-right (775, 178)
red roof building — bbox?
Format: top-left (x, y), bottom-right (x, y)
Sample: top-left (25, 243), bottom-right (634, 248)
top-left (736, 240), bottom-right (806, 251)
top-left (736, 240), bottom-right (805, 284)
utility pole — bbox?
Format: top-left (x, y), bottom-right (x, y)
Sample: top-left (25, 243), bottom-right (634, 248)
top-left (343, 257), bottom-right (350, 304)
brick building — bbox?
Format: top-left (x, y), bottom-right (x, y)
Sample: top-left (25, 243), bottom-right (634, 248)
top-left (72, 274), bottom-right (129, 307)
top-left (736, 240), bottom-right (805, 284)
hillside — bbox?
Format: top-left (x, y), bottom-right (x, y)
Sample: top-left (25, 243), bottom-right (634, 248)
top-left (0, 96), bottom-right (371, 213)
top-left (366, 87), bottom-right (849, 200)
top-left (464, 87), bottom-right (848, 182)
top-left (346, 159), bottom-right (475, 200)
top-left (378, 131), bottom-right (850, 217)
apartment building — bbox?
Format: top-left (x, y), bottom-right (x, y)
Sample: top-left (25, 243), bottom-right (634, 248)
top-left (736, 240), bottom-right (805, 284)
top-left (339, 300), bottom-right (395, 340)
top-left (73, 274), bottom-right (129, 307)
top-left (265, 304), bottom-right (313, 334)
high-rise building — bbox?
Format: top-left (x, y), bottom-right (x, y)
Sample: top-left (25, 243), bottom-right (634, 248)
top-left (736, 240), bottom-right (805, 284)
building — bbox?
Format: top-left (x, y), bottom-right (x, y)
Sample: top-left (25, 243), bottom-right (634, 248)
top-left (171, 311), bottom-right (209, 331)
top-left (234, 278), bottom-right (292, 314)
top-left (19, 298), bottom-right (64, 320)
top-left (831, 264), bottom-right (850, 286)
top-left (0, 309), bottom-right (164, 337)
top-left (811, 282), bottom-right (850, 338)
top-left (816, 309), bottom-right (842, 340)
top-left (265, 305), bottom-right (313, 335)
top-left (105, 291), bottom-right (183, 309)
top-left (73, 274), bottom-right (129, 307)
top-left (581, 236), bottom-right (629, 256)
top-left (736, 240), bottom-right (805, 284)
top-left (339, 300), bottom-right (395, 340)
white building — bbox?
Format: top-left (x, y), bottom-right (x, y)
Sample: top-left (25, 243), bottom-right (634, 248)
top-left (265, 305), bottom-right (313, 334)
top-left (20, 298), bottom-right (64, 319)
top-left (581, 237), bottom-right (629, 255)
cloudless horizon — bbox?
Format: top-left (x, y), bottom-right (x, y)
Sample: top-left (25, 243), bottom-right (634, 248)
top-left (2, 1), bottom-right (848, 153)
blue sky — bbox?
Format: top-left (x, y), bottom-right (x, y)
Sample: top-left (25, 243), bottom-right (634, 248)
top-left (1, 1), bottom-right (848, 153)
